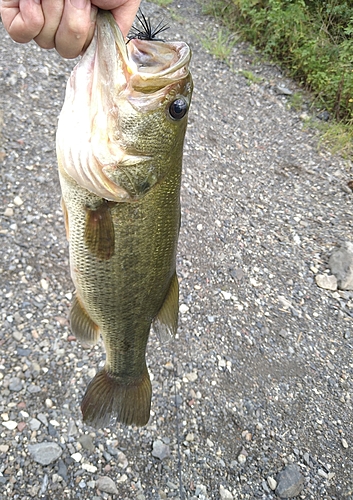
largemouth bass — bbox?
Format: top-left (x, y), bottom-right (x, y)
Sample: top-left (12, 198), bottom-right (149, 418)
top-left (56, 10), bottom-right (192, 428)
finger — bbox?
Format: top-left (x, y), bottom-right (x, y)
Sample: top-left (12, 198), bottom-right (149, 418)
top-left (1, 0), bottom-right (44, 43)
top-left (55, 0), bottom-right (92, 59)
top-left (34, 0), bottom-right (64, 50)
top-left (81, 5), bottom-right (98, 53)
top-left (92, 0), bottom-right (141, 37)
top-left (111, 0), bottom-right (141, 37)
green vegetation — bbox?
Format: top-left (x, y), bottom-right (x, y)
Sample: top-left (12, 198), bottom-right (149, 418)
top-left (202, 0), bottom-right (353, 125)
top-left (239, 69), bottom-right (263, 84)
top-left (149, 0), bottom-right (173, 7)
top-left (201, 28), bottom-right (239, 63)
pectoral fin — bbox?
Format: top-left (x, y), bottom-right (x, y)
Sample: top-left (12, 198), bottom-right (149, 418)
top-left (153, 272), bottom-right (179, 342)
top-left (69, 295), bottom-right (100, 346)
top-left (84, 200), bottom-right (116, 260)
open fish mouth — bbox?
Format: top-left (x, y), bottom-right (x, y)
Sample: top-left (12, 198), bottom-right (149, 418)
top-left (56, 10), bottom-right (192, 201)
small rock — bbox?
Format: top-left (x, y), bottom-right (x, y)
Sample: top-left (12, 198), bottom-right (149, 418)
top-left (221, 291), bottom-right (231, 300)
top-left (275, 464), bottom-right (304, 498)
top-left (0, 445), bottom-right (9, 453)
top-left (37, 413), bottom-right (48, 426)
top-left (2, 421), bottom-right (17, 430)
top-left (40, 279), bottom-right (49, 291)
top-left (29, 418), bottom-right (41, 431)
top-left (28, 442), bottom-right (63, 465)
top-left (9, 377), bottom-right (23, 392)
top-left (329, 242), bottom-right (353, 290)
top-left (267, 476), bottom-right (277, 490)
top-left (82, 463), bottom-right (98, 473)
top-left (12, 331), bottom-right (23, 342)
top-left (342, 438), bottom-right (349, 449)
top-left (179, 304), bottom-right (189, 314)
top-left (186, 432), bottom-right (195, 442)
top-left (237, 453), bottom-right (246, 464)
top-left (185, 371), bottom-right (198, 382)
top-left (78, 435), bottom-right (95, 452)
top-left (315, 274), bottom-right (337, 291)
top-left (4, 207), bottom-right (14, 217)
top-left (71, 452), bottom-right (82, 463)
top-left (151, 439), bottom-right (170, 460)
top-left (17, 422), bottom-right (26, 432)
top-left (219, 484), bottom-right (233, 499)
top-left (195, 484), bottom-right (208, 498)
top-left (14, 196), bottom-right (23, 206)
top-left (117, 451), bottom-right (128, 469)
top-left (96, 476), bottom-right (119, 495)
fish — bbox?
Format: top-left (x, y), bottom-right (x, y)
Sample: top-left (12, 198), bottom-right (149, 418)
top-left (56, 10), bottom-right (193, 428)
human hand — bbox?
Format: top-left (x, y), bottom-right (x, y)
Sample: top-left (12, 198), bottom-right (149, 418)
top-left (0, 0), bottom-right (141, 59)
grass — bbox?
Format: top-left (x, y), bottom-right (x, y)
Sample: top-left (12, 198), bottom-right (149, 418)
top-left (315, 120), bottom-right (353, 159)
top-left (201, 28), bottom-right (239, 64)
top-left (200, 0), bottom-right (353, 160)
top-left (148, 0), bottom-right (173, 7)
top-left (239, 69), bottom-right (263, 85)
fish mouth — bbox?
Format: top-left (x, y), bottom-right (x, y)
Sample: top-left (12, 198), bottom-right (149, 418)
top-left (56, 10), bottom-right (192, 201)
top-left (99, 10), bottom-right (191, 92)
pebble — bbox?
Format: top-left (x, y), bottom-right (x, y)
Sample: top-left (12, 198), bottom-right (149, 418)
top-left (2, 421), bottom-right (17, 430)
top-left (117, 451), bottom-right (128, 469)
top-left (219, 484), bottom-right (233, 499)
top-left (71, 452), bottom-right (82, 462)
top-left (40, 278), bottom-right (49, 291)
top-left (329, 242), bottom-right (353, 290)
top-left (151, 439), bottom-right (170, 460)
top-left (0, 445), bottom-right (9, 453)
top-left (179, 303), bottom-right (189, 313)
top-left (28, 442), bottom-right (63, 465)
top-left (37, 413), bottom-right (48, 426)
top-left (12, 331), bottom-right (23, 342)
top-left (267, 476), bottom-right (277, 490)
top-left (195, 484), bottom-right (208, 498)
top-left (9, 377), bottom-right (23, 392)
top-left (342, 438), bottom-right (349, 449)
top-left (79, 434), bottom-right (95, 452)
top-left (4, 207), bottom-right (14, 217)
top-left (13, 196), bottom-right (23, 206)
top-left (82, 463), bottom-right (98, 473)
top-left (95, 476), bottom-right (119, 495)
top-left (237, 453), bottom-right (246, 464)
top-left (185, 371), bottom-right (198, 382)
top-left (275, 464), bottom-right (304, 498)
top-left (315, 274), bottom-right (337, 291)
top-left (28, 418), bottom-right (41, 431)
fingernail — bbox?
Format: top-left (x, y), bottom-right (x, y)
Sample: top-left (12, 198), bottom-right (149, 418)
top-left (70, 0), bottom-right (88, 9)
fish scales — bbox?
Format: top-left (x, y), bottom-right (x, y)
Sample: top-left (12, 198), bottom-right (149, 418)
top-left (56, 10), bottom-right (192, 428)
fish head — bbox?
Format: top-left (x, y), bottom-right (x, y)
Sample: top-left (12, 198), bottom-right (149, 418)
top-left (56, 10), bottom-right (193, 201)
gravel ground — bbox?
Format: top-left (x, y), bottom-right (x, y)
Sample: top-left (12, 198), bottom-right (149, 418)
top-left (0, 1), bottom-right (353, 499)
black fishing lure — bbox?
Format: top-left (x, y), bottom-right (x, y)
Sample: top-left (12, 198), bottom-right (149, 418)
top-left (127, 9), bottom-right (169, 43)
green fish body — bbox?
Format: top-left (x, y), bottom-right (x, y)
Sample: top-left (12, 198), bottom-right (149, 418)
top-left (56, 11), bottom-right (192, 428)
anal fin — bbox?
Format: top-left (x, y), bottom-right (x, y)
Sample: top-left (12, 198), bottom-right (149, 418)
top-left (69, 295), bottom-right (100, 346)
top-left (153, 272), bottom-right (179, 342)
top-left (84, 200), bottom-right (116, 260)
top-left (81, 366), bottom-right (151, 428)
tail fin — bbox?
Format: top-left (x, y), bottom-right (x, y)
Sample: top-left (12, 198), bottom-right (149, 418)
top-left (81, 367), bottom-right (151, 428)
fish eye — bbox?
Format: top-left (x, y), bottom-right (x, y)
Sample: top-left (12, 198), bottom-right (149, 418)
top-left (168, 97), bottom-right (188, 120)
